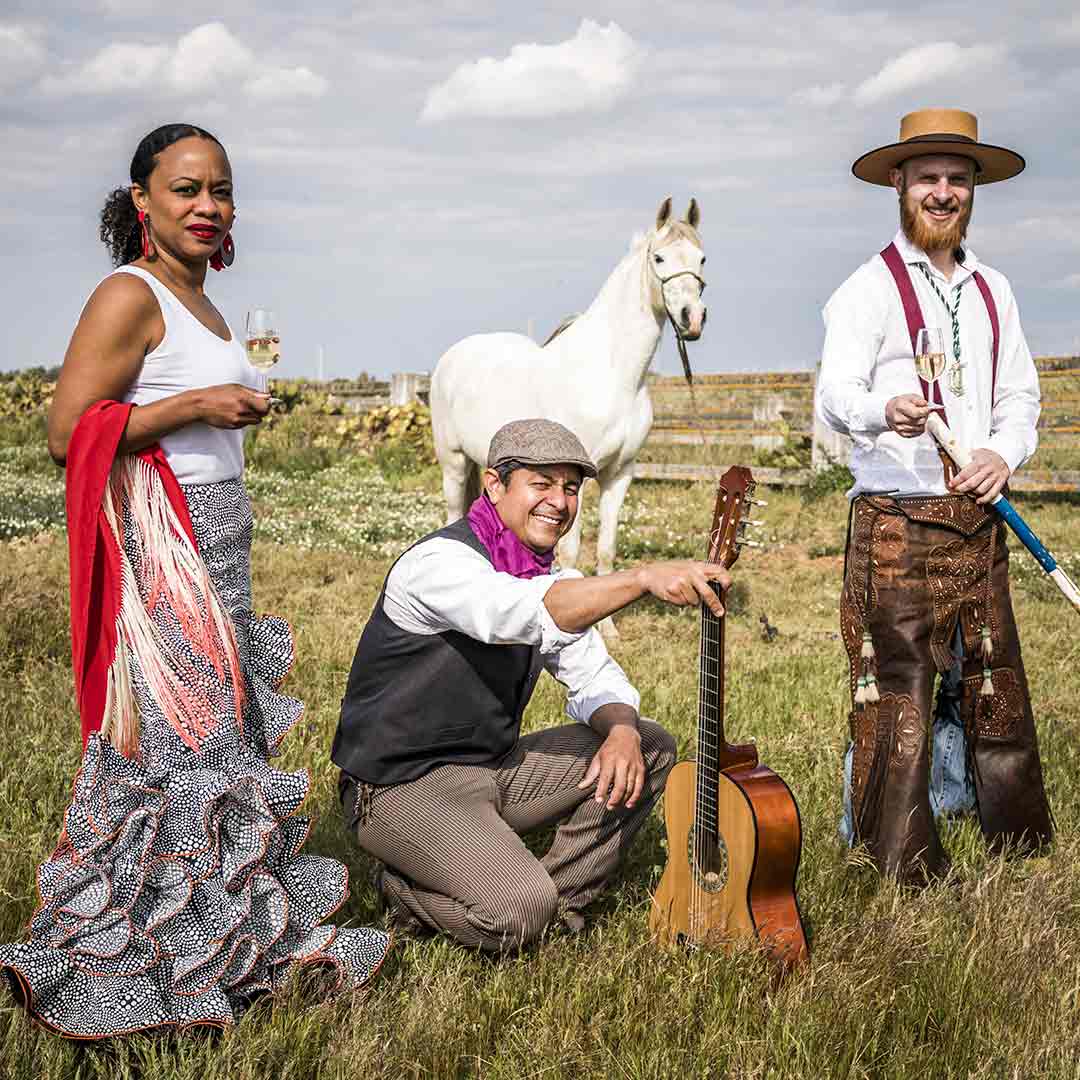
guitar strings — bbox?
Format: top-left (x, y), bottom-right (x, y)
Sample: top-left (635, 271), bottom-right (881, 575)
top-left (695, 583), bottom-right (724, 944)
top-left (691, 483), bottom-right (749, 947)
top-left (695, 583), bottom-right (712, 946)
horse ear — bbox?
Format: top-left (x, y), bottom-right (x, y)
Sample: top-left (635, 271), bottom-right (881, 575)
top-left (684, 198), bottom-right (700, 229)
top-left (655, 196), bottom-right (672, 232)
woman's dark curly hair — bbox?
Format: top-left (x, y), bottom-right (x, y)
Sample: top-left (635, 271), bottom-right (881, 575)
top-left (99, 124), bottom-right (224, 267)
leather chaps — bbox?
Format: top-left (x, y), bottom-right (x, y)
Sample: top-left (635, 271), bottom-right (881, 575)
top-left (841, 494), bottom-right (1052, 883)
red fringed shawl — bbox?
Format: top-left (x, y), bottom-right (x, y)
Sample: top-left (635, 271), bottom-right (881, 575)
top-left (66, 401), bottom-right (240, 752)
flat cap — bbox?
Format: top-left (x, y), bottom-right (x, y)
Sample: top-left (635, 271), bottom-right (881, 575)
top-left (487, 418), bottom-right (597, 479)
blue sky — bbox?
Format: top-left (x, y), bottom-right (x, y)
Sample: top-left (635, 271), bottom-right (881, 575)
top-left (2, 3), bottom-right (1078, 380)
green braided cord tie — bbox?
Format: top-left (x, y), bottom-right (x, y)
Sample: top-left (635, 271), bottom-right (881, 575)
top-left (916, 263), bottom-right (968, 393)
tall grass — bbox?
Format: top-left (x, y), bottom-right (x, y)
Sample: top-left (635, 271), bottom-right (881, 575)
top-left (1, 465), bottom-right (1079, 1078)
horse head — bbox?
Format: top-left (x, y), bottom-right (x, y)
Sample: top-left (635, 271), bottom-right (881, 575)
top-left (647, 196), bottom-right (706, 341)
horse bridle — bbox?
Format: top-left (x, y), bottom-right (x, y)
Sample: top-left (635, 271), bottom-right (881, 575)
top-left (648, 243), bottom-right (707, 387)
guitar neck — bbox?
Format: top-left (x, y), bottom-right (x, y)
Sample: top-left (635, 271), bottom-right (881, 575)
top-left (697, 582), bottom-right (756, 800)
top-left (696, 583), bottom-right (726, 833)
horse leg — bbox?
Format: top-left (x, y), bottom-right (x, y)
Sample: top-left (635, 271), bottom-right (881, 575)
top-left (595, 463), bottom-right (635, 640)
top-left (440, 448), bottom-right (471, 525)
top-left (597, 464), bottom-right (634, 576)
top-left (558, 483), bottom-right (586, 569)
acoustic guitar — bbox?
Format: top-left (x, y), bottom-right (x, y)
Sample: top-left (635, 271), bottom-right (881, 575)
top-left (649, 466), bottom-right (808, 970)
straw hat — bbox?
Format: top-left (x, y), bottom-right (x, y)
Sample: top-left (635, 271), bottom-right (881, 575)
top-left (852, 108), bottom-right (1025, 186)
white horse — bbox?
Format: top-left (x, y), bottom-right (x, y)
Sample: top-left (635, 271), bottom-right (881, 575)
top-left (431, 196), bottom-right (707, 590)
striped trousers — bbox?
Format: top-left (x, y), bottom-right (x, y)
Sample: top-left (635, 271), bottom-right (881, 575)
top-left (341, 719), bottom-right (676, 952)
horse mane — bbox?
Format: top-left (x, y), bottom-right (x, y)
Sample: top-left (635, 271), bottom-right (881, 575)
top-left (543, 219), bottom-right (702, 347)
top-left (541, 313), bottom-right (581, 347)
top-left (654, 219), bottom-right (702, 248)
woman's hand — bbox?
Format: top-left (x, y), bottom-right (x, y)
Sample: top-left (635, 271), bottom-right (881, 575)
top-left (193, 385), bottom-right (272, 429)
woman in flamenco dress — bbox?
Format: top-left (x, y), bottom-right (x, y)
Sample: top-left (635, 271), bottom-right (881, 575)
top-left (0, 124), bottom-right (390, 1039)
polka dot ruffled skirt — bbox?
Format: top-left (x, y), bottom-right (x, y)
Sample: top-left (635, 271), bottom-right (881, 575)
top-left (0, 480), bottom-right (390, 1039)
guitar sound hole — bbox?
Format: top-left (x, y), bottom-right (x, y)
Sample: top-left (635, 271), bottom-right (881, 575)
top-left (687, 825), bottom-right (728, 893)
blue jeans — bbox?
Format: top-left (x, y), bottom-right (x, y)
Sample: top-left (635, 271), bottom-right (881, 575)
top-left (840, 629), bottom-right (976, 845)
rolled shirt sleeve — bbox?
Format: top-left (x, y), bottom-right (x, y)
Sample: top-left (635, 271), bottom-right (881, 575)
top-left (384, 539), bottom-right (640, 724)
top-left (384, 537), bottom-right (585, 652)
top-left (817, 275), bottom-right (892, 443)
top-left (543, 628), bottom-right (641, 726)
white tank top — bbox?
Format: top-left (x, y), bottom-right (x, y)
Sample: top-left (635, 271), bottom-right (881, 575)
top-left (115, 266), bottom-right (258, 485)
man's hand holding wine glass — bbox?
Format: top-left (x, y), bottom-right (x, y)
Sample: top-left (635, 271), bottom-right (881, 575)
top-left (888, 327), bottom-right (944, 438)
top-left (886, 394), bottom-right (930, 437)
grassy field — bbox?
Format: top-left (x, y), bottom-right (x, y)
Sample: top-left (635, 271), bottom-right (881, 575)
top-left (2, 431), bottom-right (1080, 1079)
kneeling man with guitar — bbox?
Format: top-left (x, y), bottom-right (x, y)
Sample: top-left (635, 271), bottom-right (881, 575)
top-left (333, 419), bottom-right (730, 951)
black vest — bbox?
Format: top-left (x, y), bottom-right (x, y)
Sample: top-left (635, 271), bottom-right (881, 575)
top-left (332, 519), bottom-right (543, 785)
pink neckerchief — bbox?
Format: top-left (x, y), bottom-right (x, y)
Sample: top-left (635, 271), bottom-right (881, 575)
top-left (466, 495), bottom-right (555, 579)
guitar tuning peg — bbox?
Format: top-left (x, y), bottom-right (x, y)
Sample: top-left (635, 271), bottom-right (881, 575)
top-left (745, 519), bottom-right (765, 527)
top-left (752, 499), bottom-right (768, 507)
top-left (740, 539), bottom-right (764, 549)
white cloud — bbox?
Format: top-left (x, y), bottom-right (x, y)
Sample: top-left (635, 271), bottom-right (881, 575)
top-left (37, 22), bottom-right (327, 104)
top-left (0, 24), bottom-right (47, 89)
top-left (854, 42), bottom-right (1004, 106)
top-left (982, 212), bottom-right (1080, 258)
top-left (245, 66), bottom-right (328, 103)
top-left (791, 82), bottom-right (847, 108)
top-left (420, 19), bottom-right (642, 123)
top-left (40, 41), bottom-right (169, 95)
top-left (164, 22), bottom-right (251, 90)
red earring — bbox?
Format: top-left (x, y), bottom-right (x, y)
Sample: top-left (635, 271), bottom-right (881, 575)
top-left (210, 232), bottom-right (235, 272)
top-left (137, 210), bottom-right (155, 259)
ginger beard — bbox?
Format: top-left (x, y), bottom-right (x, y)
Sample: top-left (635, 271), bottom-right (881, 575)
top-left (899, 182), bottom-right (973, 254)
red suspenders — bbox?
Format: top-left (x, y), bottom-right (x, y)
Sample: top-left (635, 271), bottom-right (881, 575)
top-left (971, 270), bottom-right (1001, 404)
top-left (879, 242), bottom-right (1000, 420)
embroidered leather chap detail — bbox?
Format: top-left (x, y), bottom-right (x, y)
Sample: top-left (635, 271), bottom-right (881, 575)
top-left (925, 529), bottom-right (995, 674)
top-left (840, 590), bottom-right (863, 699)
top-left (841, 498), bottom-right (880, 697)
top-left (850, 702), bottom-right (890, 831)
top-left (963, 667), bottom-right (1023, 740)
top-left (851, 694), bottom-right (920, 839)
top-left (885, 494), bottom-right (994, 537)
top-left (885, 694), bottom-right (922, 767)
top-left (847, 499), bottom-right (879, 605)
top-left (960, 597), bottom-right (994, 662)
top-left (849, 708), bottom-right (873, 819)
top-left (869, 513), bottom-right (906, 603)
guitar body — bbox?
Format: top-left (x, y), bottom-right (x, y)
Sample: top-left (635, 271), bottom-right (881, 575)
top-left (648, 465), bottom-right (808, 971)
top-left (650, 755), bottom-right (808, 969)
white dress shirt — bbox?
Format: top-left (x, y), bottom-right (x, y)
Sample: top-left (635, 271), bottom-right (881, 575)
top-left (816, 229), bottom-right (1041, 497)
top-left (383, 536), bottom-right (641, 726)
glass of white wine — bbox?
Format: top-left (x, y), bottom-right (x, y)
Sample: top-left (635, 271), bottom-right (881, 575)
top-left (914, 327), bottom-right (946, 388)
top-left (245, 308), bottom-right (280, 393)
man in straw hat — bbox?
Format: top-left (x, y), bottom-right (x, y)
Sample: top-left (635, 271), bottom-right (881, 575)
top-left (332, 418), bottom-right (732, 948)
top-left (815, 108), bottom-right (1052, 882)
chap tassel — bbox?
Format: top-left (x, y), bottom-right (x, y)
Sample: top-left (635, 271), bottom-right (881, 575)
top-left (856, 631), bottom-right (880, 706)
top-left (980, 624), bottom-right (995, 696)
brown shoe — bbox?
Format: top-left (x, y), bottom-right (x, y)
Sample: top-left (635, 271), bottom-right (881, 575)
top-left (372, 864), bottom-right (427, 937)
